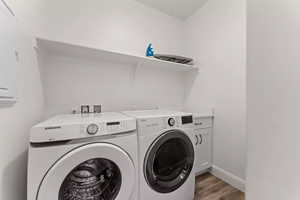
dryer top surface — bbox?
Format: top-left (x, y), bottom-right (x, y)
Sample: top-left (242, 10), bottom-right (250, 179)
top-left (123, 110), bottom-right (192, 119)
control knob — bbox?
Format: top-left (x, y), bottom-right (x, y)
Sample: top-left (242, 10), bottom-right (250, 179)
top-left (168, 118), bottom-right (176, 126)
top-left (87, 124), bottom-right (99, 135)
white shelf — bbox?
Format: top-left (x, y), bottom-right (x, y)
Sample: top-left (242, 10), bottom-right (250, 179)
top-left (36, 38), bottom-right (197, 72)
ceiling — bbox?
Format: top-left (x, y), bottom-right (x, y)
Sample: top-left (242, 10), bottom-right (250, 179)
top-left (135, 0), bottom-right (209, 20)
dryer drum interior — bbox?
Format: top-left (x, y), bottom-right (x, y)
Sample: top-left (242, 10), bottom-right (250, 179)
top-left (144, 130), bottom-right (194, 193)
top-left (59, 158), bottom-right (122, 200)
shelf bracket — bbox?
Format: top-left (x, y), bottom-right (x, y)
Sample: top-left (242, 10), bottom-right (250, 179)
top-left (132, 61), bottom-right (142, 81)
top-left (1, 0), bottom-right (15, 16)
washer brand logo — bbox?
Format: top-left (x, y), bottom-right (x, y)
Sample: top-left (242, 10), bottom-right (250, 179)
top-left (45, 126), bottom-right (61, 130)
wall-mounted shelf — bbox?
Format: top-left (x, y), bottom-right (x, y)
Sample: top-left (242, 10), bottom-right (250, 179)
top-left (36, 38), bottom-right (198, 72)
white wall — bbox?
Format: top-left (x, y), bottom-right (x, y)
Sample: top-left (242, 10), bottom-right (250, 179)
top-left (9, 0), bottom-right (186, 117)
top-left (40, 52), bottom-right (186, 117)
top-left (247, 0), bottom-right (300, 199)
top-left (9, 0), bottom-right (184, 57)
top-left (0, 3), bottom-right (44, 200)
top-left (183, 0), bottom-right (246, 183)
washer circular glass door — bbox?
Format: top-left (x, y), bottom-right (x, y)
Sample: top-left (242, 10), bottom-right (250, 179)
top-left (37, 143), bottom-right (136, 200)
top-left (144, 130), bottom-right (194, 193)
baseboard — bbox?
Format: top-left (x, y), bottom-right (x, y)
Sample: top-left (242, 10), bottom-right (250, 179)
top-left (210, 165), bottom-right (245, 192)
top-left (195, 167), bottom-right (211, 176)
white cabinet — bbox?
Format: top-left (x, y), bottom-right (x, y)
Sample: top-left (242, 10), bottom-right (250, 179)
top-left (193, 116), bottom-right (213, 175)
top-left (0, 1), bottom-right (17, 104)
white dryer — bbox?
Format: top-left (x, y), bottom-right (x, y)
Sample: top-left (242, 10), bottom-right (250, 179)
top-left (27, 113), bottom-right (138, 200)
top-left (123, 110), bottom-right (195, 200)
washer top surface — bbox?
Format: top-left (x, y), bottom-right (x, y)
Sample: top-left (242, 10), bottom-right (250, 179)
top-left (123, 110), bottom-right (192, 119)
top-left (34, 112), bottom-right (134, 128)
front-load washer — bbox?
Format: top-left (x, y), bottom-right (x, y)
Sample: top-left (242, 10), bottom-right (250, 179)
top-left (123, 110), bottom-right (195, 200)
top-left (27, 113), bottom-right (138, 200)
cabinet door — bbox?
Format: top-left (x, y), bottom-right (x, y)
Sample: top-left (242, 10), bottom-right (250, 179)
top-left (0, 2), bottom-right (17, 103)
top-left (194, 128), bottom-right (212, 174)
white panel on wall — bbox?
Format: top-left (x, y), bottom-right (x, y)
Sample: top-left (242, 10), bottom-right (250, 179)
top-left (0, 2), bottom-right (17, 103)
top-left (0, 4), bottom-right (44, 200)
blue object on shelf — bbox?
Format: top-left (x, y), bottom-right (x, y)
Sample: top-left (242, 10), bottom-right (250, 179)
top-left (146, 43), bottom-right (154, 57)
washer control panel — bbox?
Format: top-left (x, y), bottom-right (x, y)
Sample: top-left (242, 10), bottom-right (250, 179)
top-left (84, 121), bottom-right (132, 136)
top-left (30, 113), bottom-right (137, 143)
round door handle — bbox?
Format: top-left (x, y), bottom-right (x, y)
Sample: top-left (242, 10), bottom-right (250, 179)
top-left (195, 135), bottom-right (199, 145)
top-left (199, 134), bottom-right (203, 144)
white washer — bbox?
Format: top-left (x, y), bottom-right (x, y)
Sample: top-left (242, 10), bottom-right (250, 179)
top-left (27, 113), bottom-right (138, 200)
top-left (123, 110), bottom-right (195, 200)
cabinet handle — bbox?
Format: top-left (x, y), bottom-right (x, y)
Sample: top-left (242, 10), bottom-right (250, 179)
top-left (195, 122), bottom-right (203, 126)
top-left (195, 135), bottom-right (199, 145)
top-left (199, 134), bottom-right (203, 144)
top-left (0, 88), bottom-right (9, 91)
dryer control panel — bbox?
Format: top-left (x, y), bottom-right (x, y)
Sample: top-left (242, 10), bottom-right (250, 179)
top-left (137, 115), bottom-right (194, 136)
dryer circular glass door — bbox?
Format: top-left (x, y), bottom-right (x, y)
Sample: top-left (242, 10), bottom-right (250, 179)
top-left (144, 130), bottom-right (194, 193)
top-left (37, 143), bottom-right (136, 200)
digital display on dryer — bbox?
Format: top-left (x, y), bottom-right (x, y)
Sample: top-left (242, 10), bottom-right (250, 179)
top-left (181, 115), bottom-right (193, 124)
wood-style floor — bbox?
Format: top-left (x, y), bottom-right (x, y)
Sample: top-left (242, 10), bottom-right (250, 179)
top-left (195, 173), bottom-right (245, 200)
